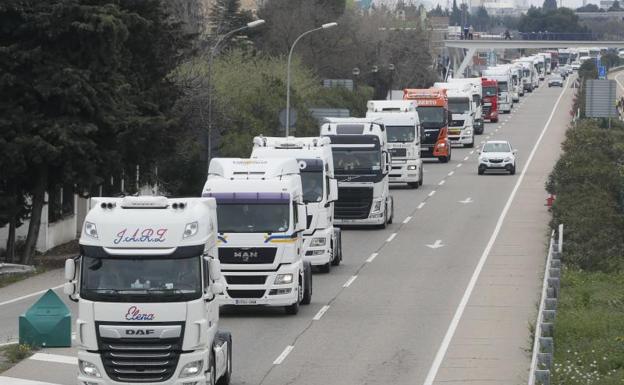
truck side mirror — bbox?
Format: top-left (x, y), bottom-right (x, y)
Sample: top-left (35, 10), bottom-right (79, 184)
top-left (65, 259), bottom-right (75, 280)
top-left (207, 258), bottom-right (222, 281)
top-left (64, 282), bottom-right (76, 295)
top-left (211, 282), bottom-right (224, 295)
top-left (328, 178), bottom-right (338, 202)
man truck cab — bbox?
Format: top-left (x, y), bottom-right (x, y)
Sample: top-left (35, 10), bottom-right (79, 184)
top-left (403, 88), bottom-right (451, 163)
top-left (65, 196), bottom-right (232, 385)
top-left (434, 81), bottom-right (475, 148)
top-left (203, 158), bottom-right (312, 314)
top-left (251, 136), bottom-right (343, 273)
top-left (320, 117), bottom-right (394, 228)
top-left (365, 100), bottom-right (424, 188)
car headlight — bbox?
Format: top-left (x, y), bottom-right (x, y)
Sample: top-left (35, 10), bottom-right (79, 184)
top-left (180, 360), bottom-right (203, 378)
top-left (84, 222), bottom-right (98, 239)
top-left (275, 274), bottom-right (293, 285)
top-left (310, 237), bottom-right (326, 247)
top-left (183, 222), bottom-right (199, 239)
top-left (79, 360), bottom-right (101, 378)
top-left (504, 157), bottom-right (512, 162)
top-left (479, 157), bottom-right (488, 163)
top-left (407, 165), bottom-right (417, 170)
top-left (372, 199), bottom-right (382, 212)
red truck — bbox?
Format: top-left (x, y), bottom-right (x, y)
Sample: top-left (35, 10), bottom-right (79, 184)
top-left (481, 78), bottom-right (498, 123)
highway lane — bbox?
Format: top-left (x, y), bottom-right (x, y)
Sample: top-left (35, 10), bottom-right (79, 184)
top-left (0, 81), bottom-right (573, 385)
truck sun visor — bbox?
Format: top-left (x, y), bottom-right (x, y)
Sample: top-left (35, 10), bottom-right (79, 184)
top-left (202, 192), bottom-right (290, 204)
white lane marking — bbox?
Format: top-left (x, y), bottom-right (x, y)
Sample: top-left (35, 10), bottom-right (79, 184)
top-left (428, 190), bottom-right (436, 197)
top-left (0, 284), bottom-right (64, 307)
top-left (0, 377), bottom-right (63, 385)
top-left (422, 77), bottom-right (570, 385)
top-left (426, 240), bottom-right (445, 249)
top-left (448, 171), bottom-right (454, 176)
top-left (29, 353), bottom-right (77, 365)
top-left (386, 233), bottom-right (397, 242)
top-left (403, 216), bottom-right (412, 224)
top-left (343, 275), bottom-right (358, 288)
top-left (497, 125), bottom-right (502, 129)
top-left (459, 197), bottom-right (473, 204)
top-left (469, 151), bottom-right (474, 155)
top-left (273, 345), bottom-right (294, 365)
top-left (366, 252), bottom-right (379, 263)
top-left (417, 202), bottom-right (426, 209)
top-left (456, 163), bottom-right (463, 168)
top-left (438, 180), bottom-right (445, 186)
top-left (463, 156), bottom-right (469, 161)
top-left (313, 305), bottom-right (330, 321)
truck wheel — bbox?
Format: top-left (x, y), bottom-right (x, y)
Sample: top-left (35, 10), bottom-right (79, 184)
top-left (216, 333), bottom-right (232, 385)
top-left (387, 199), bottom-right (394, 224)
top-left (419, 169), bottom-right (424, 186)
top-left (319, 261), bottom-right (331, 273)
top-left (491, 117), bottom-right (498, 123)
top-left (285, 277), bottom-right (302, 314)
top-left (331, 231), bottom-right (342, 266)
top-left (209, 351), bottom-right (216, 385)
top-left (464, 141), bottom-right (474, 148)
top-left (407, 182), bottom-right (419, 189)
top-left (301, 262), bottom-right (312, 305)
top-left (438, 156), bottom-right (449, 163)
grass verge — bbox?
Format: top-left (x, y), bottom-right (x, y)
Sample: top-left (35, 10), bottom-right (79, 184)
top-left (0, 344), bottom-right (36, 374)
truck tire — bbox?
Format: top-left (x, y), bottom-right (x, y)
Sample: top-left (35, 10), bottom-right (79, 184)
top-left (491, 117), bottom-right (498, 123)
top-left (331, 230), bottom-right (342, 266)
top-left (216, 332), bottom-right (232, 385)
top-left (285, 278), bottom-right (302, 314)
top-left (301, 262), bottom-right (312, 305)
top-left (419, 169), bottom-right (424, 186)
top-left (407, 182), bottom-right (419, 189)
top-left (464, 141), bottom-right (474, 148)
top-left (319, 261), bottom-right (331, 273)
top-left (439, 156), bottom-right (449, 163)
top-left (387, 199), bottom-right (394, 224)
top-left (209, 351), bottom-right (216, 385)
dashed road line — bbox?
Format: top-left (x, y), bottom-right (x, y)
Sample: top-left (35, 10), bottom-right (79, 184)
top-left (0, 285), bottom-right (64, 307)
top-left (417, 202), bottom-right (426, 209)
top-left (386, 233), bottom-right (397, 242)
top-left (456, 163), bottom-right (463, 168)
top-left (29, 353), bottom-right (77, 365)
top-left (366, 252), bottom-right (379, 263)
top-left (469, 151), bottom-right (474, 155)
top-left (313, 305), bottom-right (330, 321)
top-left (438, 180), bottom-right (445, 186)
top-left (273, 345), bottom-right (294, 365)
top-left (343, 275), bottom-right (358, 288)
top-left (403, 216), bottom-right (412, 224)
top-left (428, 190), bottom-right (436, 197)
top-left (448, 171), bottom-right (455, 176)
top-left (463, 156), bottom-right (469, 161)
top-left (0, 377), bottom-right (62, 385)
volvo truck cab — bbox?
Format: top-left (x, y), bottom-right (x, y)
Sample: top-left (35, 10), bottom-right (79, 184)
top-left (251, 136), bottom-right (342, 273)
top-left (203, 158), bottom-right (312, 315)
top-left (65, 196), bottom-right (232, 385)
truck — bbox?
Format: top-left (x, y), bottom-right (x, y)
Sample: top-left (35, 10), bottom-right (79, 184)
top-left (481, 77), bottom-right (499, 123)
top-left (403, 88), bottom-right (452, 163)
top-left (365, 100), bottom-right (424, 188)
top-left (320, 117), bottom-right (394, 228)
top-left (202, 158), bottom-right (312, 314)
top-left (513, 59), bottom-right (537, 92)
top-left (64, 195), bottom-right (232, 385)
top-left (433, 81), bottom-right (475, 148)
top-left (482, 67), bottom-right (513, 113)
top-left (539, 52), bottom-right (552, 75)
top-left (447, 77), bottom-right (485, 134)
top-left (510, 64), bottom-right (524, 100)
top-left (250, 136), bottom-right (343, 273)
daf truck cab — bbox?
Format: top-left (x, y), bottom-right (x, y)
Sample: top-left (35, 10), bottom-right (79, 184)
top-left (251, 136), bottom-right (342, 273)
top-left (365, 100), bottom-right (423, 188)
top-left (482, 67), bottom-right (512, 113)
top-left (320, 118), bottom-right (394, 228)
top-left (482, 78), bottom-right (499, 123)
top-left (65, 196), bottom-right (232, 385)
top-left (448, 77), bottom-right (484, 134)
top-left (434, 82), bottom-right (475, 148)
top-left (403, 88), bottom-right (451, 163)
top-left (203, 158), bottom-right (312, 314)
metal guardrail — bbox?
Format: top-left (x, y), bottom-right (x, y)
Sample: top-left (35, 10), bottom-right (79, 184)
top-left (528, 224), bottom-right (563, 385)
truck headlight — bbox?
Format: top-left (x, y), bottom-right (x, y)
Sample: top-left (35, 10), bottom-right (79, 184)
top-left (407, 165), bottom-right (417, 170)
top-left (84, 222), bottom-right (98, 239)
top-left (310, 237), bottom-right (326, 247)
top-left (180, 360), bottom-right (203, 378)
top-left (183, 222), bottom-right (198, 239)
top-left (372, 199), bottom-right (382, 212)
top-left (465, 129), bottom-right (472, 135)
top-left (79, 360), bottom-right (101, 378)
top-left (275, 274), bottom-right (293, 285)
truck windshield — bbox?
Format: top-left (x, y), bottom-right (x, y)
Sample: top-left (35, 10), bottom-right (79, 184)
top-left (416, 106), bottom-right (445, 127)
top-left (448, 98), bottom-right (470, 114)
top-left (498, 82), bottom-right (508, 92)
top-left (80, 256), bottom-right (202, 303)
top-left (217, 203), bottom-right (290, 233)
top-left (332, 148), bottom-right (381, 174)
top-left (483, 86), bottom-right (497, 96)
top-left (301, 171), bottom-right (323, 203)
top-left (386, 126), bottom-right (416, 142)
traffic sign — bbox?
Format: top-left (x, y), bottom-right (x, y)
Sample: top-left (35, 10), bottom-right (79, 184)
top-left (598, 66), bottom-right (607, 79)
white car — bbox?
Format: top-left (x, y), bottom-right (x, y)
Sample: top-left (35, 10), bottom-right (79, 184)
top-left (478, 140), bottom-right (517, 175)
top-left (548, 74), bottom-right (564, 87)
top-left (571, 61), bottom-right (581, 71)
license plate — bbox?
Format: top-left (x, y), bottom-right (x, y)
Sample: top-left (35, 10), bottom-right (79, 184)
top-left (491, 163), bottom-right (504, 167)
top-left (235, 299), bottom-right (257, 305)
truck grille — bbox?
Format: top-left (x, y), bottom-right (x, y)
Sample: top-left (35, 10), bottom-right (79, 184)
top-left (97, 324), bottom-right (183, 383)
top-left (225, 275), bottom-right (267, 285)
top-left (422, 129), bottom-right (440, 145)
top-left (335, 187), bottom-right (373, 220)
top-left (218, 247), bottom-right (277, 264)
top-left (389, 148), bottom-right (407, 157)
top-left (483, 106), bottom-right (491, 116)
top-left (227, 289), bottom-right (265, 298)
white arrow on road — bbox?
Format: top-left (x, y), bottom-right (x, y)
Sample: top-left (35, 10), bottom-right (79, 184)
top-left (426, 240), bottom-right (445, 249)
top-left (459, 197), bottom-right (473, 204)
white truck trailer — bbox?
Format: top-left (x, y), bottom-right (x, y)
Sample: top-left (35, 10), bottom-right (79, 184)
top-left (447, 77), bottom-right (484, 134)
top-left (251, 136), bottom-right (343, 273)
top-left (365, 100), bottom-right (423, 188)
top-left (203, 158), bottom-right (312, 314)
top-left (482, 66), bottom-right (513, 113)
top-left (434, 82), bottom-right (475, 147)
top-left (65, 196), bottom-right (232, 385)
top-left (320, 117), bottom-right (394, 228)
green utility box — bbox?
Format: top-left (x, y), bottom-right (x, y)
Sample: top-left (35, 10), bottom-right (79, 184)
top-left (19, 289), bottom-right (71, 347)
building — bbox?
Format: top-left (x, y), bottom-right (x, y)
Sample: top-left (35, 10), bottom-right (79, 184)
top-left (600, 0), bottom-right (616, 9)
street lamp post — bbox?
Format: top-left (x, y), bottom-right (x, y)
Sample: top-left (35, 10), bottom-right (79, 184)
top-left (206, 19), bottom-right (265, 171)
top-left (285, 22), bottom-right (338, 136)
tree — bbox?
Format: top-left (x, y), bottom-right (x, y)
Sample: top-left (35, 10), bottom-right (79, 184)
top-left (608, 0), bottom-right (623, 11)
top-left (450, 0), bottom-right (462, 26)
top-left (427, 5), bottom-right (447, 17)
top-left (518, 7), bottom-right (589, 33)
top-left (543, 0), bottom-right (557, 11)
top-left (576, 3), bottom-right (601, 12)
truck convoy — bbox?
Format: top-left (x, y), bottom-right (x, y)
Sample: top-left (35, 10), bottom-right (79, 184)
top-left (448, 77), bottom-right (484, 134)
top-left (433, 81), bottom-right (475, 148)
top-left (203, 158), bottom-right (313, 314)
top-left (65, 196), bottom-right (233, 385)
top-left (481, 66), bottom-right (513, 114)
top-left (320, 117), bottom-right (394, 228)
top-left (403, 88), bottom-right (452, 163)
top-left (481, 77), bottom-right (499, 123)
top-left (251, 136), bottom-right (342, 273)
top-left (365, 100), bottom-right (424, 188)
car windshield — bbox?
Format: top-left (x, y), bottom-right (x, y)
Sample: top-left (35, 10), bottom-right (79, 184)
top-left (386, 125), bottom-right (416, 142)
top-left (301, 171), bottom-right (323, 203)
top-left (80, 256), bottom-right (202, 303)
top-left (217, 203), bottom-right (290, 233)
top-left (483, 86), bottom-right (497, 96)
top-left (332, 148), bottom-right (381, 175)
top-left (416, 106), bottom-right (445, 127)
top-left (482, 142), bottom-right (511, 153)
top-left (448, 98), bottom-right (470, 114)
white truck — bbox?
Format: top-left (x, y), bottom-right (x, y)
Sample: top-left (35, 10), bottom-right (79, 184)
top-left (535, 55), bottom-right (546, 80)
top-left (510, 64), bottom-right (524, 100)
top-left (482, 66), bottom-right (513, 113)
top-left (320, 117), bottom-right (394, 228)
top-left (203, 158), bottom-right (312, 314)
top-left (434, 82), bottom-right (475, 148)
top-left (64, 196), bottom-right (232, 385)
top-left (365, 100), bottom-right (423, 188)
top-left (514, 58), bottom-right (538, 92)
top-left (447, 77), bottom-right (485, 134)
top-left (251, 136), bottom-right (343, 273)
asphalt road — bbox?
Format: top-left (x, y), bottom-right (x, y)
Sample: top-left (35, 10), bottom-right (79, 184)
top-left (0, 78), bottom-right (575, 385)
